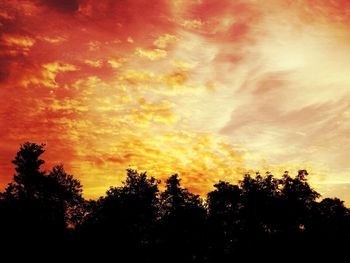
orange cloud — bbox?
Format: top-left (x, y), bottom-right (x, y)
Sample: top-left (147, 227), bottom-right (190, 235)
top-left (85, 59), bottom-right (102, 68)
top-left (40, 36), bottom-right (66, 44)
top-left (1, 0), bottom-right (350, 204)
top-left (2, 34), bottom-right (35, 48)
top-left (107, 59), bottom-right (123, 69)
top-left (21, 62), bottom-right (78, 88)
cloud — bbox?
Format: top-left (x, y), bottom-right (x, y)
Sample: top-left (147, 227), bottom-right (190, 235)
top-left (21, 62), bottom-right (78, 88)
top-left (161, 71), bottom-right (189, 88)
top-left (107, 59), bottom-right (123, 69)
top-left (0, 11), bottom-right (15, 21)
top-left (0, 34), bottom-right (36, 57)
top-left (135, 48), bottom-right (167, 61)
top-left (2, 34), bottom-right (35, 48)
top-left (37, 0), bottom-right (79, 14)
top-left (85, 59), bottom-right (102, 68)
top-left (87, 41), bottom-right (101, 51)
top-left (127, 37), bottom-right (134, 44)
top-left (180, 20), bottom-right (203, 30)
top-left (154, 34), bottom-right (178, 48)
top-left (2, 0), bottom-right (350, 204)
top-left (39, 36), bottom-right (66, 44)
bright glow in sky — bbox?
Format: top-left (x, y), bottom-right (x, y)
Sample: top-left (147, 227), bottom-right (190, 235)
top-left (1, 0), bottom-right (350, 202)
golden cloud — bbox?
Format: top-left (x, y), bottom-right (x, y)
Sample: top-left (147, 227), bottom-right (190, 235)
top-left (135, 48), bottom-right (167, 60)
top-left (154, 34), bottom-right (179, 48)
top-left (21, 62), bottom-right (78, 88)
top-left (2, 0), bottom-right (350, 204)
top-left (2, 34), bottom-right (35, 47)
top-left (107, 59), bottom-right (123, 69)
top-left (181, 19), bottom-right (203, 30)
top-left (85, 59), bottom-right (103, 68)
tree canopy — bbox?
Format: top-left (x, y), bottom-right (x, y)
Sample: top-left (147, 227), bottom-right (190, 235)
top-left (1, 142), bottom-right (350, 261)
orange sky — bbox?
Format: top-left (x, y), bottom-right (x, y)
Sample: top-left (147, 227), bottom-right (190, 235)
top-left (1, 0), bottom-right (350, 202)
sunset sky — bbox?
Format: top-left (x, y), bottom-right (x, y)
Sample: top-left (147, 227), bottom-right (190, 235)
top-left (1, 0), bottom-right (350, 202)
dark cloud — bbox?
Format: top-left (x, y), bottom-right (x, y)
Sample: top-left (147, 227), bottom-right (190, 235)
top-left (0, 59), bottom-right (11, 82)
top-left (0, 67), bottom-right (8, 83)
top-left (38, 0), bottom-right (80, 13)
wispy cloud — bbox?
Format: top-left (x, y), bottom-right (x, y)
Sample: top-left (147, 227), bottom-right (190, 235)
top-left (1, 0), bottom-right (350, 202)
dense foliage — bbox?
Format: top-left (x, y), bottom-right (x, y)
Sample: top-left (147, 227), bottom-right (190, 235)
top-left (1, 142), bottom-right (349, 261)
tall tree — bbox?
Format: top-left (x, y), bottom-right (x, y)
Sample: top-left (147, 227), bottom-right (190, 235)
top-left (280, 170), bottom-right (320, 235)
top-left (239, 172), bottom-right (281, 237)
top-left (1, 142), bottom-right (84, 241)
top-left (47, 164), bottom-right (84, 227)
top-left (6, 142), bottom-right (46, 199)
top-left (207, 181), bottom-right (242, 260)
top-left (159, 174), bottom-right (206, 262)
top-left (79, 169), bottom-right (160, 260)
top-left (308, 198), bottom-right (350, 244)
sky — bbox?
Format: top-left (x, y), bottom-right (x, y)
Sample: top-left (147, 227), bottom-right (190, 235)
top-left (1, 0), bottom-right (350, 202)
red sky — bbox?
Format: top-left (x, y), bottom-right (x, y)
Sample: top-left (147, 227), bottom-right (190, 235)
top-left (1, 0), bottom-right (350, 201)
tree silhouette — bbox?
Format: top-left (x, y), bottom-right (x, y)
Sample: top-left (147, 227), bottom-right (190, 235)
top-left (78, 169), bottom-right (160, 260)
top-left (306, 197), bottom-right (350, 256)
top-left (279, 170), bottom-right (320, 240)
top-left (2, 142), bottom-right (350, 260)
top-left (47, 164), bottom-right (84, 227)
top-left (5, 142), bottom-right (46, 199)
top-left (314, 197), bottom-right (350, 239)
top-left (0, 142), bottom-right (83, 246)
top-left (159, 174), bottom-right (207, 262)
top-left (207, 181), bottom-right (242, 260)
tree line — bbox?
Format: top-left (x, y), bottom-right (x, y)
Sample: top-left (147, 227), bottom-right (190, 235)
top-left (1, 142), bottom-right (349, 261)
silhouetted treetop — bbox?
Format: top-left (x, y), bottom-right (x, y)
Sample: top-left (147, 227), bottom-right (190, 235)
top-left (5, 142), bottom-right (46, 199)
top-left (1, 142), bottom-right (84, 232)
top-left (207, 181), bottom-right (241, 216)
top-left (161, 174), bottom-right (204, 215)
top-left (281, 170), bottom-right (320, 204)
top-left (12, 142), bottom-right (46, 177)
top-left (1, 142), bottom-right (350, 261)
